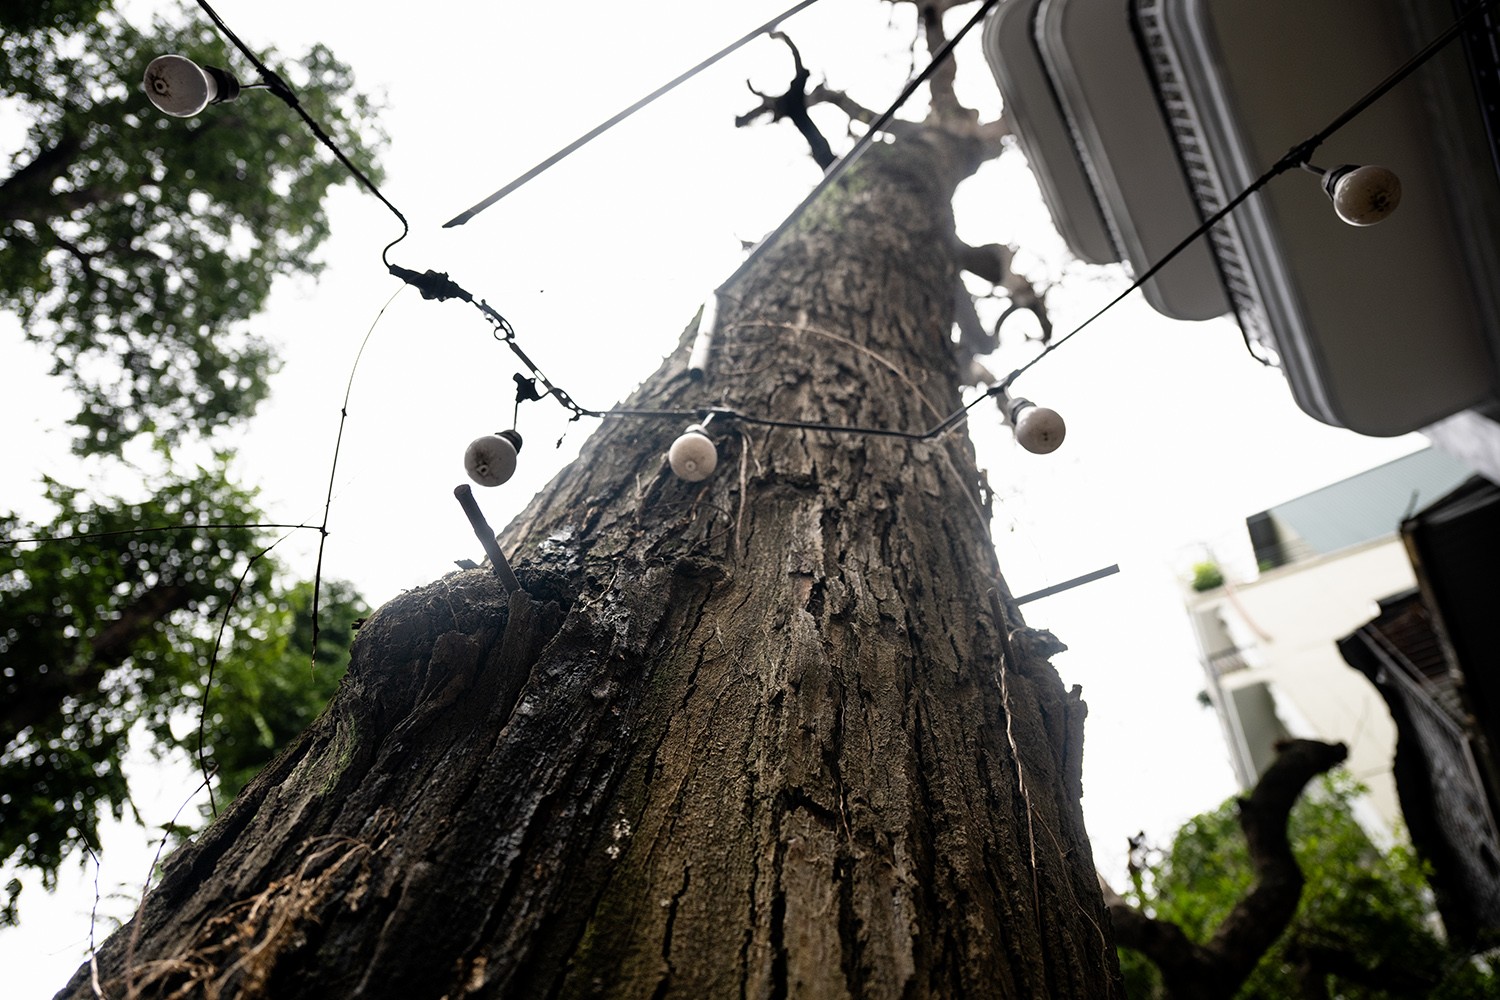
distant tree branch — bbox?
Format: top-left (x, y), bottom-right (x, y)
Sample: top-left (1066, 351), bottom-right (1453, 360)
top-left (0, 130), bottom-right (86, 223)
top-left (955, 241), bottom-right (1051, 348)
top-left (1, 582), bottom-right (195, 750)
top-left (974, 115), bottom-right (1012, 153)
top-left (806, 83), bottom-right (878, 127)
top-left (1283, 936), bottom-right (1441, 997)
top-left (956, 242), bottom-right (1013, 286)
top-left (803, 83), bottom-right (928, 145)
top-left (1106, 739), bottom-right (1349, 999)
top-left (742, 7), bottom-right (1008, 178)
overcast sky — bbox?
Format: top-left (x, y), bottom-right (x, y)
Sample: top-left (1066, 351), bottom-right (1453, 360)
top-left (0, 1), bottom-right (1429, 992)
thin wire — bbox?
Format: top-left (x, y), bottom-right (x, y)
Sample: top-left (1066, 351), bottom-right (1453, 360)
top-left (718, 0), bottom-right (1003, 294)
top-left (704, 401), bottom-right (981, 441)
top-left (84, 841), bottom-right (107, 1000)
top-left (308, 284), bottom-right (407, 671)
top-left (123, 771), bottom-right (215, 1000)
top-left (442, 0), bottom-right (828, 227)
top-left (198, 528), bottom-right (295, 817)
top-left (193, 0), bottom-right (410, 263)
top-left (1, 523), bottom-right (318, 546)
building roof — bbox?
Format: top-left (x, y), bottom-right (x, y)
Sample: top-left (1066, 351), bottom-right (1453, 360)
top-left (1251, 448), bottom-right (1473, 565)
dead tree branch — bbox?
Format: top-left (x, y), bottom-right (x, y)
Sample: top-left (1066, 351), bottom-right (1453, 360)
top-left (735, 32), bottom-right (836, 169)
top-left (1106, 739), bottom-right (1349, 1000)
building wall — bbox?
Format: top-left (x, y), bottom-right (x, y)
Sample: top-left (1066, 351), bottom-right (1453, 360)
top-left (1190, 537), bottom-right (1416, 831)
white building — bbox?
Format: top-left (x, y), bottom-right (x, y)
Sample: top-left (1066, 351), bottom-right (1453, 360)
top-left (1184, 448), bottom-right (1473, 829)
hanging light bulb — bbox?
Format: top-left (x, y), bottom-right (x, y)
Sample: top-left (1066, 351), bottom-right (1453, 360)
top-left (464, 430), bottom-right (523, 487)
top-left (1304, 162), bottom-right (1402, 226)
top-left (669, 424), bottom-right (717, 481)
top-left (143, 54), bottom-right (243, 117)
top-left (1000, 390), bottom-right (1066, 455)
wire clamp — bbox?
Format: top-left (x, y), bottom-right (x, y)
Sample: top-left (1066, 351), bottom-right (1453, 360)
top-left (387, 264), bottom-right (474, 303)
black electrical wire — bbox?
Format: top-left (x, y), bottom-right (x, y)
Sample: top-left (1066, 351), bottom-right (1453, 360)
top-left (194, 0), bottom-right (410, 262)
top-left (442, 0), bottom-right (828, 228)
top-left (180, 0), bottom-right (1500, 460)
top-left (191, 0), bottom-right (1499, 439)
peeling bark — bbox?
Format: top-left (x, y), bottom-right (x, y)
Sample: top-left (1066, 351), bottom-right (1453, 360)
top-left (60, 127), bottom-right (1120, 1000)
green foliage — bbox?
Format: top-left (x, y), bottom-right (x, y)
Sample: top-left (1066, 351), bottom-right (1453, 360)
top-left (0, 0), bottom-right (108, 39)
top-left (0, 461), bottom-right (365, 914)
top-left (0, 2), bottom-right (379, 928)
top-left (1121, 774), bottom-right (1499, 998)
top-left (206, 577), bottom-right (365, 806)
top-left (1190, 561), bottom-right (1224, 592)
top-left (0, 2), bottom-right (385, 454)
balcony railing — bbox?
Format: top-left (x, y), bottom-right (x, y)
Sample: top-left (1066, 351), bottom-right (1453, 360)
top-left (1206, 647), bottom-right (1251, 677)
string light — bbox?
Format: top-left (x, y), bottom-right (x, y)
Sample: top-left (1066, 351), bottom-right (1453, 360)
top-left (137, 0), bottom-right (1495, 459)
top-left (31, 0), bottom-right (1491, 566)
top-left (142, 53), bottom-right (258, 117)
top-left (464, 431), bottom-right (524, 488)
top-left (1299, 161), bottom-right (1403, 226)
top-left (998, 390), bottom-right (1066, 455)
top-left (669, 421), bottom-right (719, 482)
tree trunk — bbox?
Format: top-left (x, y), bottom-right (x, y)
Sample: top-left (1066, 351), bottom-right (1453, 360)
top-left (60, 130), bottom-right (1121, 999)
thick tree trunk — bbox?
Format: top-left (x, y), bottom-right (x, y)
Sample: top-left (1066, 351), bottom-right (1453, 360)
top-left (61, 131), bottom-right (1120, 998)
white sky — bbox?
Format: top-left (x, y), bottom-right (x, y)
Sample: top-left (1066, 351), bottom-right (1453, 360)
top-left (0, 1), bottom-right (1429, 993)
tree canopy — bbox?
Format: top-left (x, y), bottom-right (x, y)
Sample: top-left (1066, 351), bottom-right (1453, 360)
top-left (0, 1), bottom-right (385, 454)
top-left (1119, 772), bottom-right (1498, 998)
top-left (0, 461), bottom-right (367, 923)
top-left (0, 2), bottom-right (384, 925)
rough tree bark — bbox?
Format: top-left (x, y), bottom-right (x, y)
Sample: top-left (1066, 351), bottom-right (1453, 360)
top-left (59, 35), bottom-right (1119, 1000)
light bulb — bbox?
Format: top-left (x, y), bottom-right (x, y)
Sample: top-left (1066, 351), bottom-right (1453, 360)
top-left (143, 55), bottom-right (241, 117)
top-left (1007, 397), bottom-right (1066, 454)
top-left (464, 430), bottom-right (522, 487)
top-left (669, 425), bottom-right (717, 481)
top-left (1323, 164), bottom-right (1401, 226)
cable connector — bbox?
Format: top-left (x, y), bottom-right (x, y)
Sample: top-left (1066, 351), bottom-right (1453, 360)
top-left (513, 374), bottom-right (543, 403)
top-left (387, 264), bottom-right (474, 303)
